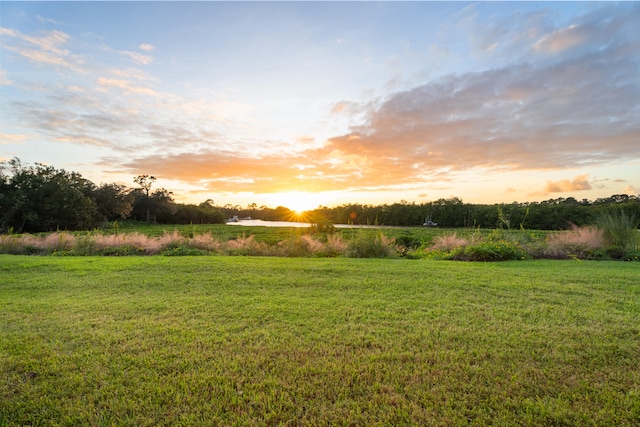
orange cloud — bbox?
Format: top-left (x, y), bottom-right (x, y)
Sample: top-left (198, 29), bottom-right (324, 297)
top-left (544, 175), bottom-right (592, 193)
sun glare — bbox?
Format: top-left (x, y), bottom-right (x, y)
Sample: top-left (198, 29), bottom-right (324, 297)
top-left (276, 191), bottom-right (323, 214)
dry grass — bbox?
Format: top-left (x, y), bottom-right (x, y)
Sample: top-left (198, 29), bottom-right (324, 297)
top-left (223, 234), bottom-right (270, 256)
top-left (544, 225), bottom-right (606, 258)
top-left (430, 232), bottom-right (470, 252)
top-left (187, 232), bottom-right (222, 252)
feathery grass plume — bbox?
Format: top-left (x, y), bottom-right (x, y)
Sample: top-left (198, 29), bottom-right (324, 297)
top-left (223, 234), bottom-right (269, 256)
top-left (276, 234), bottom-right (325, 257)
top-left (324, 234), bottom-right (348, 257)
top-left (597, 210), bottom-right (639, 250)
top-left (156, 230), bottom-right (186, 250)
top-left (188, 232), bottom-right (221, 252)
top-left (545, 225), bottom-right (606, 259)
top-left (0, 234), bottom-right (24, 254)
top-left (41, 232), bottom-right (76, 253)
top-left (93, 232), bottom-right (150, 254)
top-left (430, 232), bottom-right (469, 252)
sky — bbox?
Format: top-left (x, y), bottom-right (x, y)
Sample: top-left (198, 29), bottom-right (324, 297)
top-left (1, 1), bottom-right (639, 212)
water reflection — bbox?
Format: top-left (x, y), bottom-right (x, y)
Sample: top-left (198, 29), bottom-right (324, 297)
top-left (225, 219), bottom-right (383, 228)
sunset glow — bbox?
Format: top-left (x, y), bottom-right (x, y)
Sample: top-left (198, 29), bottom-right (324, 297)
top-left (270, 192), bottom-right (324, 215)
top-left (1, 2), bottom-right (639, 210)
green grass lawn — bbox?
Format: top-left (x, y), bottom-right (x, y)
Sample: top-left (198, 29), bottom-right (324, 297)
top-left (1, 256), bottom-right (639, 426)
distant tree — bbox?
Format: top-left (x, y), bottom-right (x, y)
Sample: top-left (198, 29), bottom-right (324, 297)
top-left (133, 175), bottom-right (156, 197)
top-left (130, 175), bottom-right (176, 222)
top-left (92, 183), bottom-right (133, 223)
top-left (130, 187), bottom-right (176, 223)
top-left (0, 158), bottom-right (97, 232)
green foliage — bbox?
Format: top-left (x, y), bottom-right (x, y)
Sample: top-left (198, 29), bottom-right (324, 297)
top-left (161, 245), bottom-right (209, 256)
top-left (447, 240), bottom-right (528, 261)
top-left (72, 233), bottom-right (99, 256)
top-left (100, 245), bottom-right (145, 256)
top-left (3, 158), bottom-right (640, 233)
top-left (597, 209), bottom-right (639, 249)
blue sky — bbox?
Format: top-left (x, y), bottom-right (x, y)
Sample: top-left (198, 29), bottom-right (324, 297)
top-left (1, 1), bottom-right (639, 211)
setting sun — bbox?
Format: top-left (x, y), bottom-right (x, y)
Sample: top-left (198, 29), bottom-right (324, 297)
top-left (272, 191), bottom-right (324, 214)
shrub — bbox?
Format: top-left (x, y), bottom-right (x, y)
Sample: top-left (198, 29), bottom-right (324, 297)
top-left (448, 241), bottom-right (527, 262)
top-left (161, 246), bottom-right (209, 256)
top-left (101, 245), bottom-right (146, 256)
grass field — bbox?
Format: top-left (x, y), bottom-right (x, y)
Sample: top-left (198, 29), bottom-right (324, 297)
top-left (1, 255), bottom-right (639, 426)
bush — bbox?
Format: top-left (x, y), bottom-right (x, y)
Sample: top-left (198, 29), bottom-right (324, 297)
top-left (101, 245), bottom-right (145, 256)
top-left (161, 246), bottom-right (209, 256)
top-left (447, 241), bottom-right (528, 262)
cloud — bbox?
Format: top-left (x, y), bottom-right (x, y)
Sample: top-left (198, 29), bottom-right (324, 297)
top-left (0, 132), bottom-right (29, 144)
top-left (139, 43), bottom-right (154, 51)
top-left (0, 27), bottom-right (85, 71)
top-left (0, 69), bottom-right (11, 85)
top-left (0, 27), bottom-right (18, 37)
top-left (544, 175), bottom-right (592, 193)
top-left (36, 15), bottom-right (63, 25)
top-left (96, 77), bottom-right (160, 97)
top-left (320, 5), bottom-right (640, 183)
top-left (118, 50), bottom-right (154, 65)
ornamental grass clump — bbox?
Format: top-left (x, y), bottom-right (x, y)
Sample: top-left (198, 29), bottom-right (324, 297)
top-left (346, 231), bottom-right (397, 258)
top-left (187, 232), bottom-right (221, 252)
top-left (430, 232), bottom-right (470, 252)
top-left (276, 234), bottom-right (325, 257)
top-left (597, 210), bottom-right (639, 250)
top-left (94, 232), bottom-right (150, 255)
top-left (223, 234), bottom-right (270, 256)
top-left (41, 232), bottom-right (76, 253)
top-left (544, 225), bottom-right (606, 259)
top-left (0, 234), bottom-right (26, 254)
top-left (323, 234), bottom-right (348, 257)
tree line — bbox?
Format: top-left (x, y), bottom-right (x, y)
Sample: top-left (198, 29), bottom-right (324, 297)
top-left (1, 158), bottom-right (638, 233)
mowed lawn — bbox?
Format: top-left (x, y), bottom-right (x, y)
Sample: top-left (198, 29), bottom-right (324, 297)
top-left (1, 256), bottom-right (639, 426)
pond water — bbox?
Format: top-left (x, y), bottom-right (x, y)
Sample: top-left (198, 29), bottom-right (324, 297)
top-left (225, 219), bottom-right (388, 229)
